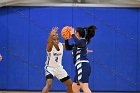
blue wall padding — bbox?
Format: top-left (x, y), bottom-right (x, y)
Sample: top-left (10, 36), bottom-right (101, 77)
top-left (0, 6), bottom-right (139, 91)
top-left (0, 7), bottom-right (8, 90)
top-left (137, 9), bottom-right (140, 91)
top-left (7, 7), bottom-right (29, 90)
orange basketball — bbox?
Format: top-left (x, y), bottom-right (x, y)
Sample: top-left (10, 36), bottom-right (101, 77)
top-left (61, 26), bottom-right (72, 40)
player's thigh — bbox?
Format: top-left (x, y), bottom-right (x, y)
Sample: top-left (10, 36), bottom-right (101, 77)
top-left (56, 66), bottom-right (69, 80)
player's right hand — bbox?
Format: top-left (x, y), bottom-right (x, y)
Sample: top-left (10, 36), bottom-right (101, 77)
top-left (69, 27), bottom-right (75, 35)
top-left (51, 27), bottom-right (58, 36)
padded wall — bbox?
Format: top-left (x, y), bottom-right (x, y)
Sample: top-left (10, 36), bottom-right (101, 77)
top-left (0, 7), bottom-right (139, 91)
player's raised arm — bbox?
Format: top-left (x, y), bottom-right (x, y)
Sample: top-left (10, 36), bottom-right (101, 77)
top-left (52, 33), bottom-right (60, 51)
top-left (64, 40), bottom-right (74, 51)
top-left (47, 27), bottom-right (58, 52)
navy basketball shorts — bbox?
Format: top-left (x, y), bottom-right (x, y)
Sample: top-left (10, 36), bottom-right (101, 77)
top-left (74, 62), bottom-right (91, 83)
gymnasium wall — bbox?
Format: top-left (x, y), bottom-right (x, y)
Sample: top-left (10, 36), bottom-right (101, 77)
top-left (0, 6), bottom-right (140, 91)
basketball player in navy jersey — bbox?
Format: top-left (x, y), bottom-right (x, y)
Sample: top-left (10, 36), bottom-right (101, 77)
top-left (65, 25), bottom-right (96, 93)
top-left (42, 27), bottom-right (73, 93)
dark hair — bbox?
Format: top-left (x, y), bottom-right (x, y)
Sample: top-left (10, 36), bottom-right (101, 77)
top-left (76, 25), bottom-right (96, 44)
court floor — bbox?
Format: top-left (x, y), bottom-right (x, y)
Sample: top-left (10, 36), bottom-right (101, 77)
top-left (0, 91), bottom-right (136, 93)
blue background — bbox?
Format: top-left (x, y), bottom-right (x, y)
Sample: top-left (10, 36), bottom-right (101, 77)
top-left (0, 7), bottom-right (140, 91)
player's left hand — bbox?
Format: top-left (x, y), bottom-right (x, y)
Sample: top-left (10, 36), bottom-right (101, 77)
top-left (69, 27), bottom-right (75, 35)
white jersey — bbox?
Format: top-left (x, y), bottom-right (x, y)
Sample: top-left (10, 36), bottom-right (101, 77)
top-left (45, 42), bottom-right (63, 67)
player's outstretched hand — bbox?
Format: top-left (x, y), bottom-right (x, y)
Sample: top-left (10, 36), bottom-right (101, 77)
top-left (51, 27), bottom-right (58, 36)
top-left (69, 27), bottom-right (75, 35)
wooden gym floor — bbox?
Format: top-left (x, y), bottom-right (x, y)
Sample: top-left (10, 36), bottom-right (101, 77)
top-left (0, 91), bottom-right (136, 93)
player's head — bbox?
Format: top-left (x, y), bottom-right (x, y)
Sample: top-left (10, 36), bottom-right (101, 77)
top-left (52, 33), bottom-right (59, 45)
top-left (75, 25), bottom-right (96, 44)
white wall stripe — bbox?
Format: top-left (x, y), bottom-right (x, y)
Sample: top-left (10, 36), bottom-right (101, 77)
top-left (8, 3), bottom-right (140, 7)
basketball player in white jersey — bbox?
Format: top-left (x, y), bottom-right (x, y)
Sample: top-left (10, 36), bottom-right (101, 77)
top-left (0, 54), bottom-right (2, 61)
top-left (42, 27), bottom-right (73, 93)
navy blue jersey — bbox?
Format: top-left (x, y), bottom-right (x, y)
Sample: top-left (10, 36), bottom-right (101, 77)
top-left (65, 35), bottom-right (88, 64)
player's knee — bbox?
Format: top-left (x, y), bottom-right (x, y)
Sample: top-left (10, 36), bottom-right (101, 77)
top-left (72, 85), bottom-right (78, 92)
top-left (63, 80), bottom-right (72, 88)
top-left (67, 82), bottom-right (72, 88)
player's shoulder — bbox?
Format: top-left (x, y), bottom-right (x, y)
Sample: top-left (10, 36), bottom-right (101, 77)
top-left (79, 38), bottom-right (86, 43)
top-left (59, 42), bottom-right (65, 49)
top-left (59, 42), bottom-right (64, 45)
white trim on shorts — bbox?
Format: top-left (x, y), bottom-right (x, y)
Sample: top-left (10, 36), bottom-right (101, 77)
top-left (75, 60), bottom-right (89, 66)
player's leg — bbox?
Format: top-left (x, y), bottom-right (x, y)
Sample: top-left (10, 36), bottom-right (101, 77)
top-left (62, 77), bottom-right (73, 93)
top-left (56, 66), bottom-right (73, 93)
top-left (72, 68), bottom-right (81, 93)
top-left (42, 75), bottom-right (53, 93)
top-left (80, 82), bottom-right (91, 93)
top-left (72, 82), bottom-right (81, 93)
top-left (77, 62), bottom-right (91, 93)
top-left (42, 66), bottom-right (54, 93)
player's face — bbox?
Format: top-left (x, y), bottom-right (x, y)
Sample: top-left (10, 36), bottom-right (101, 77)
top-left (52, 34), bottom-right (59, 45)
top-left (75, 31), bottom-right (80, 39)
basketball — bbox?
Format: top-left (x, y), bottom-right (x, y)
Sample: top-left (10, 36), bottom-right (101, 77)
top-left (61, 26), bottom-right (72, 40)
